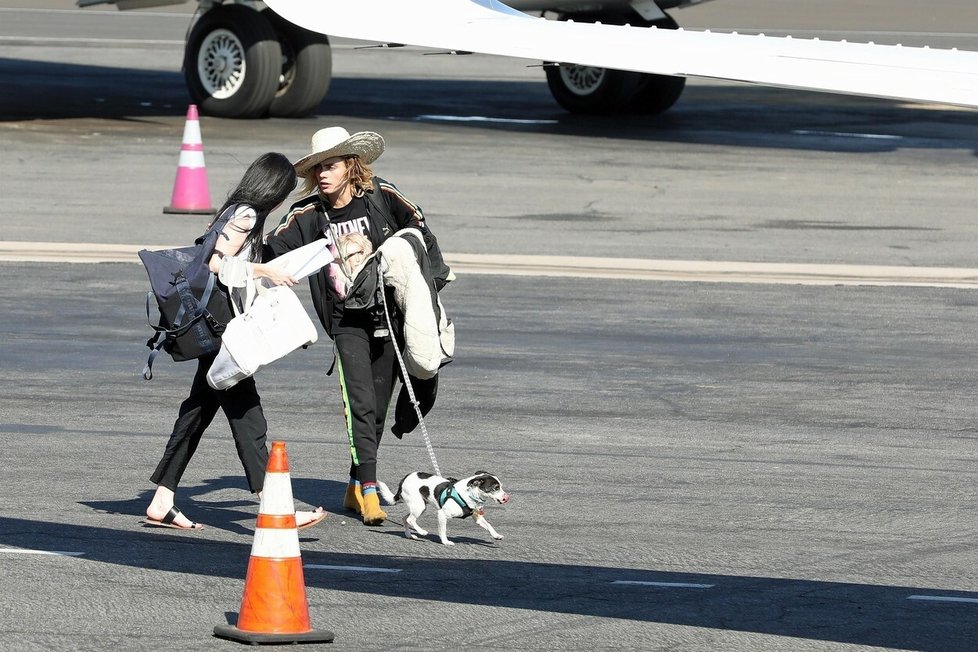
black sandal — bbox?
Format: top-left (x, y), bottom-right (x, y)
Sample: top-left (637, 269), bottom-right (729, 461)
top-left (143, 506), bottom-right (202, 530)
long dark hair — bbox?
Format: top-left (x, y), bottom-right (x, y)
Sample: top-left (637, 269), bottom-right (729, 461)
top-left (215, 152), bottom-right (296, 259)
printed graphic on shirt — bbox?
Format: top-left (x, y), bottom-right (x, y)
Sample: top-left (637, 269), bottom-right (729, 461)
top-left (323, 215), bottom-right (371, 245)
top-left (327, 232), bottom-right (374, 299)
top-left (322, 203), bottom-right (372, 300)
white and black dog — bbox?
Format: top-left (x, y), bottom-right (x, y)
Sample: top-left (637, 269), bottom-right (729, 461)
top-left (378, 471), bottom-right (510, 545)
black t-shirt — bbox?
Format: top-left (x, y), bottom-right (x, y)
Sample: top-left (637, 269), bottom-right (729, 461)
top-left (323, 196), bottom-right (375, 247)
top-left (323, 196), bottom-right (389, 335)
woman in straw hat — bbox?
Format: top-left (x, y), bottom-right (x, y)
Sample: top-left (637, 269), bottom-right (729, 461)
top-left (264, 127), bottom-right (452, 526)
top-left (144, 152), bottom-right (326, 531)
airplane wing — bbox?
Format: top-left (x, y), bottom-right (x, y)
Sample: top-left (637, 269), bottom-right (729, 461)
top-left (263, 0), bottom-right (978, 109)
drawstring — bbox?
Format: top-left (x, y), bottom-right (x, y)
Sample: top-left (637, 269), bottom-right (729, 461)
top-left (379, 260), bottom-right (441, 476)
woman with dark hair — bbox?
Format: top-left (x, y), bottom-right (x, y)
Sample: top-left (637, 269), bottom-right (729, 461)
top-left (144, 152), bottom-right (325, 531)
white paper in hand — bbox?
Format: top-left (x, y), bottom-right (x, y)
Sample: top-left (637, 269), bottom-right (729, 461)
top-left (265, 240), bottom-right (335, 283)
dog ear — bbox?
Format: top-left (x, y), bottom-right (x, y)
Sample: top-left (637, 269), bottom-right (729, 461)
top-left (471, 474), bottom-right (500, 492)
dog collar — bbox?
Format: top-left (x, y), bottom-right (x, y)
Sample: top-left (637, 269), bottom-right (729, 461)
top-left (466, 489), bottom-right (487, 506)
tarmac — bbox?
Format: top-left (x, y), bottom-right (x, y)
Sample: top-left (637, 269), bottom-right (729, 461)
top-left (1, 2), bottom-right (977, 651)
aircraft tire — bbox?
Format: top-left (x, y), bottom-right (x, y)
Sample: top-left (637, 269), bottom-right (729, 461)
top-left (627, 15), bottom-right (685, 114)
top-left (628, 73), bottom-right (686, 114)
top-left (544, 64), bottom-right (643, 114)
top-left (543, 12), bottom-right (685, 115)
top-left (184, 5), bottom-right (280, 119)
top-left (263, 9), bottom-right (332, 118)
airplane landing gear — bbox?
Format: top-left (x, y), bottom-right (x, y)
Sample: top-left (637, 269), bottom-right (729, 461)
top-left (263, 9), bottom-right (331, 118)
top-left (184, 4), bottom-right (279, 118)
top-left (543, 13), bottom-right (685, 115)
top-left (545, 64), bottom-right (643, 114)
top-left (184, 4), bottom-right (330, 119)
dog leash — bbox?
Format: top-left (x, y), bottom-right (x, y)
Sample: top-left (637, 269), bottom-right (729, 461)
top-left (379, 262), bottom-right (442, 476)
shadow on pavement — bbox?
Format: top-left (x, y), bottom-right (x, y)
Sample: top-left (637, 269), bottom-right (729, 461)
top-left (3, 512), bottom-right (976, 651)
top-left (80, 475), bottom-right (345, 536)
top-left (3, 58), bottom-right (977, 156)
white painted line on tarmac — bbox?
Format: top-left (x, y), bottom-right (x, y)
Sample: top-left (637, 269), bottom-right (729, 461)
top-left (447, 253), bottom-right (978, 288)
top-left (612, 580), bottom-right (714, 589)
top-left (415, 114), bottom-right (560, 125)
top-left (0, 36), bottom-right (182, 46)
top-left (0, 242), bottom-right (150, 264)
top-left (6, 242), bottom-right (978, 288)
top-left (0, 548), bottom-right (85, 557)
top-left (305, 564), bottom-right (402, 573)
top-left (908, 595), bottom-right (978, 605)
top-left (0, 7), bottom-right (190, 17)
top-left (792, 130), bottom-right (902, 140)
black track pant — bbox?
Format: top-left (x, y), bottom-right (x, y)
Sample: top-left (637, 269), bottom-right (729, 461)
top-left (334, 330), bottom-right (398, 485)
top-left (150, 354), bottom-right (269, 494)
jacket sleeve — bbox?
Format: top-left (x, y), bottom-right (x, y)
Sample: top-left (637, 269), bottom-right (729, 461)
top-left (262, 203), bottom-right (315, 262)
top-left (381, 183), bottom-right (454, 291)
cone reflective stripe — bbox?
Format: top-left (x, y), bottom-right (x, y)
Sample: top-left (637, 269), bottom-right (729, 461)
top-left (214, 442), bottom-right (334, 645)
top-left (164, 105), bottom-right (215, 215)
top-left (250, 465), bottom-right (300, 558)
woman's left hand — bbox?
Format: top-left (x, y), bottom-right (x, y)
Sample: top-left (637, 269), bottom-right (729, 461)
top-left (254, 263), bottom-right (297, 287)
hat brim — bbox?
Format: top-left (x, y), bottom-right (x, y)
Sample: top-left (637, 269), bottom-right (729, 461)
top-left (293, 131), bottom-right (385, 175)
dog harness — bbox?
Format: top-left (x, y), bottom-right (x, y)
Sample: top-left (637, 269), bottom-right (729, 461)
top-left (435, 482), bottom-right (473, 519)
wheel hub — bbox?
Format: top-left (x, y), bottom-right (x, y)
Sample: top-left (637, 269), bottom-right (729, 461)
top-left (559, 65), bottom-right (606, 96)
top-left (198, 29), bottom-right (247, 100)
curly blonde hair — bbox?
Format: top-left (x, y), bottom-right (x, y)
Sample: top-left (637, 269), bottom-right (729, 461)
top-left (299, 156), bottom-right (375, 199)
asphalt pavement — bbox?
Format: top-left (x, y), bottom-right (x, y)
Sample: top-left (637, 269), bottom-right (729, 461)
top-left (1, 3), bottom-right (977, 651)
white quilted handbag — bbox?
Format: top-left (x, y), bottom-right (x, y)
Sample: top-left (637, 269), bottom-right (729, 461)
top-left (206, 283), bottom-right (318, 390)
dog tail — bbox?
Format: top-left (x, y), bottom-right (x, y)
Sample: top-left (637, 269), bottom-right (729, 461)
top-left (377, 481), bottom-right (398, 505)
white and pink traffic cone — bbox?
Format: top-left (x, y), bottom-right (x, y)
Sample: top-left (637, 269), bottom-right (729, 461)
top-left (163, 105), bottom-right (215, 215)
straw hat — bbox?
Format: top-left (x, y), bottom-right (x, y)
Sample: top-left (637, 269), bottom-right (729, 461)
top-left (293, 127), bottom-right (385, 176)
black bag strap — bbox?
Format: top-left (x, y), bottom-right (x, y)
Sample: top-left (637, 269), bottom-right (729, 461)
top-left (363, 178), bottom-right (399, 235)
top-left (142, 334), bottom-right (165, 380)
top-left (195, 203), bottom-right (239, 246)
top-left (187, 204), bottom-right (235, 271)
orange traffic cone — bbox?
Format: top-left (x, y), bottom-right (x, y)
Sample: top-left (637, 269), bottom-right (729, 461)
top-left (213, 442), bottom-right (334, 644)
top-left (163, 104), bottom-right (215, 215)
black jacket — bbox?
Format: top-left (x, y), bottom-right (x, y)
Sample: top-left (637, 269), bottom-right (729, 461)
top-left (263, 178), bottom-right (451, 336)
